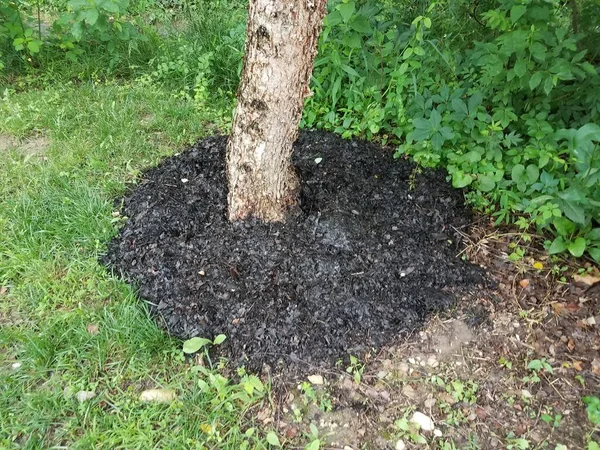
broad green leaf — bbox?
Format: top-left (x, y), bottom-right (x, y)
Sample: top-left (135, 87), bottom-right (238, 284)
top-left (213, 334), bottom-right (227, 345)
top-left (266, 431), bottom-right (281, 447)
top-left (350, 15), bottom-right (371, 33)
top-left (468, 92), bottom-right (483, 113)
top-left (589, 247), bottom-right (600, 263)
top-left (510, 5), bottom-right (527, 23)
top-left (478, 175), bottom-right (496, 192)
top-left (343, 32), bottom-right (362, 49)
top-left (553, 217), bottom-right (575, 236)
top-left (548, 236), bottom-right (567, 254)
top-left (183, 337), bottom-right (211, 354)
top-left (529, 72), bottom-right (543, 90)
top-left (452, 98), bottom-right (468, 115)
top-left (465, 151), bottom-right (482, 163)
top-left (341, 65), bottom-right (359, 77)
top-left (567, 237), bottom-right (586, 257)
top-left (526, 164), bottom-right (539, 183)
top-left (511, 164), bottom-right (526, 183)
top-left (586, 228), bottom-right (600, 241)
top-left (423, 17), bottom-right (432, 28)
top-left (337, 1), bottom-right (355, 23)
top-left (83, 8), bottom-right (99, 26)
top-left (557, 198), bottom-right (586, 225)
top-left (514, 59), bottom-right (527, 78)
top-left (306, 440), bottom-right (320, 450)
top-left (452, 171), bottom-right (473, 188)
top-left (543, 76), bottom-right (554, 95)
top-left (27, 40), bottom-right (41, 53)
top-left (429, 109), bottom-right (441, 128)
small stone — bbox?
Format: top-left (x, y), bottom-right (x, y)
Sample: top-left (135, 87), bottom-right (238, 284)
top-left (424, 397), bottom-right (436, 408)
top-left (521, 389), bottom-right (532, 399)
top-left (408, 357), bottom-right (416, 364)
top-left (410, 411), bottom-right (434, 431)
top-left (397, 362), bottom-right (409, 374)
top-left (11, 362), bottom-right (21, 370)
top-left (433, 429), bottom-right (443, 437)
top-left (181, 178), bottom-right (189, 183)
top-left (395, 439), bottom-right (406, 450)
top-left (75, 390), bottom-right (96, 403)
top-left (426, 355), bottom-right (438, 367)
top-left (198, 270), bottom-right (206, 276)
top-left (307, 374), bottom-right (324, 385)
top-left (377, 370), bottom-right (388, 379)
top-left (402, 384), bottom-right (416, 399)
top-left (344, 447), bottom-right (354, 450)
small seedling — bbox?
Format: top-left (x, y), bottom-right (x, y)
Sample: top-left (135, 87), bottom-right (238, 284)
top-left (506, 432), bottom-right (530, 449)
top-left (304, 424), bottom-right (322, 450)
top-left (541, 413), bottom-right (562, 428)
top-left (346, 355), bottom-right (365, 384)
top-left (523, 358), bottom-right (553, 383)
top-left (498, 356), bottom-right (513, 370)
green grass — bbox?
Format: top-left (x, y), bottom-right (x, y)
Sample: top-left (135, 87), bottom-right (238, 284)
top-left (0, 80), bottom-right (275, 448)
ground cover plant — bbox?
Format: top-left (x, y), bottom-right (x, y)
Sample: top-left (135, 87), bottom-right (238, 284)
top-left (1, 0), bottom-right (599, 448)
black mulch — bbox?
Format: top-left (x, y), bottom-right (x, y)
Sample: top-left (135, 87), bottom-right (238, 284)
top-left (104, 131), bottom-right (485, 372)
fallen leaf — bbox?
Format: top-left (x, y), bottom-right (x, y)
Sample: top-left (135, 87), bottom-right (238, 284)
top-left (567, 339), bottom-right (575, 352)
top-left (565, 303), bottom-right (579, 312)
top-left (86, 324), bottom-right (99, 335)
top-left (75, 390), bottom-right (96, 403)
top-left (307, 374), bottom-right (324, 385)
top-left (139, 388), bottom-right (177, 403)
top-left (0, 286), bottom-right (7, 295)
top-left (573, 361), bottom-right (583, 371)
top-left (519, 279), bottom-right (530, 288)
top-left (582, 316), bottom-right (597, 326)
top-left (592, 358), bottom-right (600, 376)
top-left (573, 273), bottom-right (600, 287)
top-left (532, 261), bottom-right (544, 270)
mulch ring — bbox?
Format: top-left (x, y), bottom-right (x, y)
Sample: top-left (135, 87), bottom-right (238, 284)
top-left (104, 130), bottom-right (487, 374)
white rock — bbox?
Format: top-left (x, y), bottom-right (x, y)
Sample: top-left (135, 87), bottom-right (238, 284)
top-left (434, 429), bottom-right (443, 437)
top-left (139, 388), bottom-right (177, 403)
top-left (411, 411), bottom-right (435, 431)
top-left (307, 375), bottom-right (324, 385)
top-left (181, 178), bottom-right (189, 183)
top-left (395, 439), bottom-right (406, 450)
top-left (11, 362), bottom-right (21, 370)
top-left (75, 390), bottom-right (96, 403)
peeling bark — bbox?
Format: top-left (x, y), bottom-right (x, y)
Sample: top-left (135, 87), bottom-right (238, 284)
top-left (226, 0), bottom-right (327, 222)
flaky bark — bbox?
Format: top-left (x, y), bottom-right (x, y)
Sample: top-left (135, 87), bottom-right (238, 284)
top-left (226, 0), bottom-right (327, 222)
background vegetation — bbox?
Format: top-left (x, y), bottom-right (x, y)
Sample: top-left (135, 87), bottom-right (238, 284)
top-left (1, 0), bottom-right (599, 447)
top-left (2, 0), bottom-right (599, 261)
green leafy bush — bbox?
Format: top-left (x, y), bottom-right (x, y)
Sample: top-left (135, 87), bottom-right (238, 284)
top-left (306, 0), bottom-right (600, 262)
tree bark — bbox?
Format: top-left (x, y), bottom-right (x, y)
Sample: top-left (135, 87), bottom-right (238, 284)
top-left (226, 0), bottom-right (327, 222)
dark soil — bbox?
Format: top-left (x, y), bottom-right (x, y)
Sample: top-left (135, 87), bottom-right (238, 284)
top-left (104, 131), bottom-right (485, 371)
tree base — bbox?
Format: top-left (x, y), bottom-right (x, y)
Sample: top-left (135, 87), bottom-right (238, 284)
top-left (104, 131), bottom-right (485, 373)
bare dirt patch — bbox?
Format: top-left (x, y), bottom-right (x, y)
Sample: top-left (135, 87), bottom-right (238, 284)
top-left (0, 134), bottom-right (50, 159)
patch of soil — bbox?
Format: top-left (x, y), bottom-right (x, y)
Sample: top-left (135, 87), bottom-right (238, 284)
top-left (104, 131), bottom-right (484, 371)
top-left (0, 134), bottom-right (50, 159)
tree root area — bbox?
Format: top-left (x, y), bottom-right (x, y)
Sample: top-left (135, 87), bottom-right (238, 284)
top-left (104, 131), bottom-right (485, 371)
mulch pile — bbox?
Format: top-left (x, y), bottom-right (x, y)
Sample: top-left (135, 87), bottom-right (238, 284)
top-left (104, 131), bottom-right (485, 371)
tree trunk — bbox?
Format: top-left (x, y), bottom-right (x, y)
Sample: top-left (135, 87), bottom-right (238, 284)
top-left (226, 0), bottom-right (327, 222)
